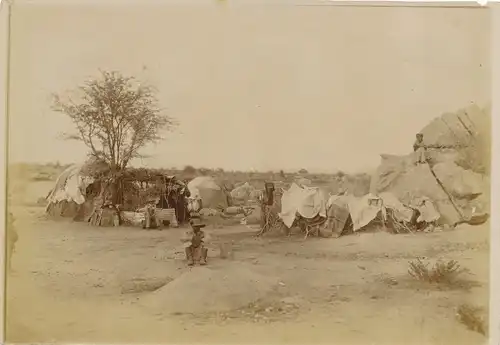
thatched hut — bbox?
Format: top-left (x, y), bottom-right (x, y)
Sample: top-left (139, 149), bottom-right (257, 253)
top-left (46, 161), bottom-right (191, 226)
top-left (117, 168), bottom-right (191, 225)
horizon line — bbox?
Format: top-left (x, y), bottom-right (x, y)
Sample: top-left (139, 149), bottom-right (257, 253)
top-left (7, 160), bottom-right (377, 175)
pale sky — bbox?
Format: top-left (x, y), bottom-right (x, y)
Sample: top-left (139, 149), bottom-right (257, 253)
top-left (7, 2), bottom-right (491, 173)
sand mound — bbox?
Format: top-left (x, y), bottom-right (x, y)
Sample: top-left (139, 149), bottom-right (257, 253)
top-left (139, 263), bottom-right (278, 314)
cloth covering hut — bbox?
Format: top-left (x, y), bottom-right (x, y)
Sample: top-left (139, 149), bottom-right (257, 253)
top-left (279, 183), bottom-right (327, 228)
top-left (323, 192), bottom-right (420, 237)
top-left (46, 162), bottom-right (190, 226)
top-left (187, 176), bottom-right (231, 210)
top-left (45, 163), bottom-right (100, 221)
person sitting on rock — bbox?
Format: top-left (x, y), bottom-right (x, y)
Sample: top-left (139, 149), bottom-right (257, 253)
top-left (181, 219), bottom-right (210, 266)
top-left (413, 133), bottom-right (428, 165)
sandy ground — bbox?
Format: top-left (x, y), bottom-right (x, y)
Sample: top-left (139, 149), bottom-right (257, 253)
top-left (5, 180), bottom-right (490, 345)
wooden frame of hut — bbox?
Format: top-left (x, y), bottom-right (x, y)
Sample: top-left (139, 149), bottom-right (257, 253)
top-left (85, 167), bottom-right (190, 227)
top-left (117, 168), bottom-right (191, 225)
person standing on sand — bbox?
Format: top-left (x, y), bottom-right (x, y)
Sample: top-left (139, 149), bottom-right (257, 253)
top-left (413, 133), bottom-right (428, 165)
top-left (181, 218), bottom-right (210, 266)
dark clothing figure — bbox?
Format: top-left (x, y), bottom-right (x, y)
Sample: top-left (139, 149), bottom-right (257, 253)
top-left (174, 191), bottom-right (190, 224)
top-left (158, 184), bottom-right (190, 225)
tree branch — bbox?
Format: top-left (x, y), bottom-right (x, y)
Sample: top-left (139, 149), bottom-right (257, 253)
top-left (51, 70), bottom-right (176, 172)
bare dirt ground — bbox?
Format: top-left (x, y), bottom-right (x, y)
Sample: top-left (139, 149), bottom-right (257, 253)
top-left (6, 180), bottom-right (489, 345)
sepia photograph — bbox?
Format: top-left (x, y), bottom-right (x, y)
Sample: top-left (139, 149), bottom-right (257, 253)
top-left (3, 1), bottom-right (492, 344)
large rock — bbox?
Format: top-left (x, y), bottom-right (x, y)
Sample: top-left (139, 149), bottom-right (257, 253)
top-left (370, 157), bottom-right (487, 225)
top-left (370, 104), bottom-right (490, 225)
top-left (419, 104), bottom-right (489, 148)
top-left (419, 104), bottom-right (490, 173)
top-left (432, 161), bottom-right (488, 199)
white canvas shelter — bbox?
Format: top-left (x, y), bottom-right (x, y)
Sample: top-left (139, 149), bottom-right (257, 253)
top-left (46, 164), bottom-right (95, 207)
top-left (45, 164), bottom-right (97, 220)
top-left (325, 191), bottom-right (436, 234)
top-left (279, 183), bottom-right (327, 228)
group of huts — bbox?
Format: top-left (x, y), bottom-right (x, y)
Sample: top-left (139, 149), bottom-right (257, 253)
top-left (44, 103), bottom-right (490, 238)
top-left (45, 160), bottom-right (233, 227)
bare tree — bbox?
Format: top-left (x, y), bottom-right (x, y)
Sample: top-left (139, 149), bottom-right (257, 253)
top-left (52, 70), bottom-right (176, 172)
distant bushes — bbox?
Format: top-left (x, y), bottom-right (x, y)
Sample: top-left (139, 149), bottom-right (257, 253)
top-left (19, 163), bottom-right (372, 196)
top-left (183, 165), bottom-right (197, 175)
top-left (31, 172), bottom-right (54, 181)
top-left (29, 166), bottom-right (68, 181)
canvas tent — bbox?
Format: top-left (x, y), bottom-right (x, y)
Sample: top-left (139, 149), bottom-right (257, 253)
top-left (188, 176), bottom-right (230, 210)
top-left (279, 183), bottom-right (327, 228)
top-left (276, 184), bottom-right (432, 238)
top-left (45, 164), bottom-right (97, 220)
top-left (278, 184), bottom-right (406, 234)
top-left (324, 192), bottom-right (420, 237)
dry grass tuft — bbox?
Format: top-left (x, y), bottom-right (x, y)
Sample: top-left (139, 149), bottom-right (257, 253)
top-left (408, 258), bottom-right (466, 285)
top-left (456, 304), bottom-right (487, 335)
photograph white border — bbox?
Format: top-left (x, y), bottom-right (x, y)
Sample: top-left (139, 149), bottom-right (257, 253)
top-left (0, 1), bottom-right (497, 345)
